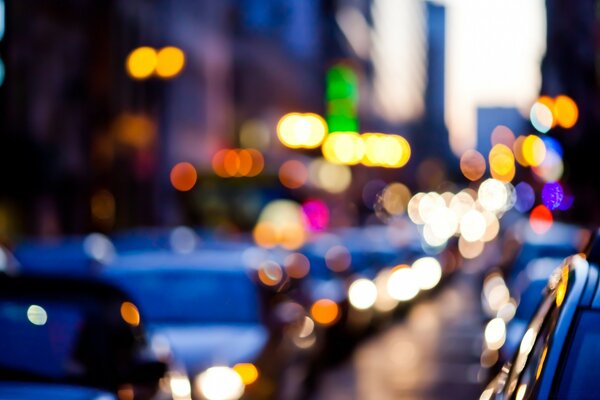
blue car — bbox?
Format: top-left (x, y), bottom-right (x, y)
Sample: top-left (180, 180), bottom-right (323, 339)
top-left (102, 250), bottom-right (306, 400)
top-left (481, 232), bottom-right (600, 399)
top-left (0, 275), bottom-right (166, 399)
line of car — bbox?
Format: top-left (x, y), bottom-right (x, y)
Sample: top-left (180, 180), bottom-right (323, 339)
top-left (1, 221), bottom-right (457, 400)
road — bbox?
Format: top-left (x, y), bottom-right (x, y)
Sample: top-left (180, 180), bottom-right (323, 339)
top-left (311, 267), bottom-right (488, 400)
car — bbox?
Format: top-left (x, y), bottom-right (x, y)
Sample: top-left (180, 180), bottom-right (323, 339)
top-left (0, 382), bottom-right (115, 400)
top-left (101, 250), bottom-right (307, 400)
top-left (0, 274), bottom-right (166, 399)
top-left (481, 231), bottom-right (600, 399)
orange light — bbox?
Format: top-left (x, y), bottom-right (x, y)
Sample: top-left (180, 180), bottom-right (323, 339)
top-left (391, 264), bottom-right (411, 273)
top-left (554, 95), bottom-right (578, 129)
top-left (155, 46), bottom-right (185, 78)
top-left (233, 363), bottom-right (259, 385)
top-left (237, 149), bottom-right (253, 177)
top-left (279, 160), bottom-right (308, 189)
top-left (126, 47), bottom-right (157, 80)
top-left (223, 150), bottom-right (240, 177)
top-left (212, 149), bottom-right (229, 177)
top-left (310, 299), bottom-right (340, 326)
top-left (170, 162), bottom-right (197, 192)
top-left (279, 223), bottom-right (306, 250)
top-left (460, 149), bottom-right (486, 181)
top-left (120, 302), bottom-right (140, 326)
top-left (252, 221), bottom-right (279, 249)
top-left (257, 261), bottom-right (283, 287)
top-left (530, 205), bottom-right (553, 235)
top-left (246, 149), bottom-right (264, 177)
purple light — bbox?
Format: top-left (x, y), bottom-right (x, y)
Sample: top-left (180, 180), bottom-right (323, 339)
top-left (302, 199), bottom-right (330, 231)
top-left (558, 193), bottom-right (574, 211)
top-left (541, 182), bottom-right (564, 210)
top-left (514, 182), bottom-right (535, 213)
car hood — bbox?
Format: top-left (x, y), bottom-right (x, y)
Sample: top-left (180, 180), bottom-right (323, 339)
top-left (0, 382), bottom-right (115, 400)
top-left (149, 323), bottom-right (268, 374)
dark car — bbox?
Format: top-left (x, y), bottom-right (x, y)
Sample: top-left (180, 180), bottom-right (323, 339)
top-left (481, 232), bottom-right (600, 399)
top-left (0, 275), bottom-right (166, 399)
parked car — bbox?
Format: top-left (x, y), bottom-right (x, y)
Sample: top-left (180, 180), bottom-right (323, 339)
top-left (481, 231), bottom-right (600, 399)
top-left (0, 275), bottom-right (166, 399)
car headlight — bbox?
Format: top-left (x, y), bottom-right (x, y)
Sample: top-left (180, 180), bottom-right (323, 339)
top-left (167, 371), bottom-right (192, 400)
top-left (195, 366), bottom-right (245, 400)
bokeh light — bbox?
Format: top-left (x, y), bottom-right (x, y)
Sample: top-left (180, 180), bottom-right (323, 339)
top-left (257, 260), bottom-right (284, 287)
top-left (490, 125), bottom-right (516, 148)
top-left (348, 279), bottom-right (378, 310)
top-left (459, 209), bottom-right (487, 242)
top-left (277, 112), bottom-right (327, 149)
top-left (195, 367), bottom-right (244, 400)
top-left (325, 245), bottom-right (352, 272)
top-left (488, 144), bottom-right (515, 182)
top-left (541, 182), bottom-right (564, 210)
top-left (233, 363), bottom-right (259, 386)
top-left (310, 299), bottom-right (340, 326)
top-left (362, 133), bottom-right (411, 168)
top-left (301, 199), bottom-right (329, 231)
top-left (212, 149), bottom-right (264, 178)
top-left (530, 98), bottom-right (554, 133)
top-left (322, 132), bottom-right (365, 165)
top-left (120, 302), bottom-right (140, 326)
top-left (458, 237), bottom-right (484, 259)
top-left (554, 95), bottom-right (578, 129)
top-left (155, 46), bottom-right (185, 78)
top-left (308, 158), bottom-right (352, 193)
top-left (284, 253), bottom-right (310, 279)
top-left (411, 257), bottom-right (442, 290)
top-left (460, 149), bottom-right (486, 181)
top-left (27, 305), bottom-right (48, 326)
top-left (279, 160), bottom-right (308, 189)
top-left (170, 162), bottom-right (197, 192)
top-left (522, 135), bottom-right (546, 167)
top-left (532, 148), bottom-right (563, 183)
top-left (478, 179), bottom-right (508, 213)
top-left (387, 266), bottom-right (420, 301)
top-left (126, 46), bottom-right (157, 80)
top-left (485, 317), bottom-right (506, 350)
top-left (380, 182), bottom-right (411, 215)
top-left (529, 205), bottom-right (553, 234)
top-left (253, 200), bottom-right (306, 250)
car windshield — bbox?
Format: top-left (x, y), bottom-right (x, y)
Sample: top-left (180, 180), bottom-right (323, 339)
top-left (552, 310), bottom-right (600, 399)
top-left (105, 268), bottom-right (262, 324)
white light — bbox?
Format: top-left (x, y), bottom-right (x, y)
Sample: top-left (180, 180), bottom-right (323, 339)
top-left (387, 267), bottom-right (420, 301)
top-left (374, 269), bottom-right (399, 312)
top-left (478, 179), bottom-right (508, 213)
top-left (418, 192), bottom-right (445, 224)
top-left (27, 305), bottom-right (47, 326)
top-left (196, 367), bottom-right (244, 400)
top-left (520, 328), bottom-right (536, 355)
top-left (429, 207), bottom-right (459, 240)
top-left (83, 233), bottom-right (115, 264)
top-left (484, 317), bottom-right (506, 350)
top-left (412, 257), bottom-right (442, 290)
top-left (169, 372), bottom-right (192, 400)
top-left (407, 193), bottom-right (426, 224)
top-left (348, 279), bottom-right (378, 310)
top-left (459, 209), bottom-right (487, 242)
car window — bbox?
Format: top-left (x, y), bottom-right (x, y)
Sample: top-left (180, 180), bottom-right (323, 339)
top-left (551, 310), bottom-right (600, 399)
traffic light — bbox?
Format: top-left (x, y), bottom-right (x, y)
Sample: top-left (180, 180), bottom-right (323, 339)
top-left (325, 63), bottom-right (358, 133)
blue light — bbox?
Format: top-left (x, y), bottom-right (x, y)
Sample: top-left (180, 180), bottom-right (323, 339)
top-left (0, 58), bottom-right (4, 87)
top-left (0, 0), bottom-right (4, 41)
top-left (541, 136), bottom-right (563, 157)
top-left (514, 182), bottom-right (535, 213)
top-left (541, 182), bottom-right (564, 210)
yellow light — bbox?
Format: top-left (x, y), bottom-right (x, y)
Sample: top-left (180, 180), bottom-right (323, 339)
top-left (380, 182), bottom-right (411, 215)
top-left (126, 47), bottom-right (157, 80)
top-left (233, 363), bottom-right (259, 386)
top-left (360, 133), bottom-right (410, 168)
top-left (120, 302), bottom-right (141, 326)
top-left (309, 158), bottom-right (352, 193)
top-left (322, 132), bottom-right (364, 165)
top-left (556, 265), bottom-right (569, 307)
top-left (276, 113), bottom-right (327, 149)
top-left (252, 222), bottom-right (279, 249)
top-left (489, 144), bottom-right (515, 182)
top-left (536, 346), bottom-right (548, 380)
top-left (513, 135), bottom-right (529, 167)
top-left (156, 46), bottom-right (185, 78)
top-left (522, 135), bottom-right (546, 167)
